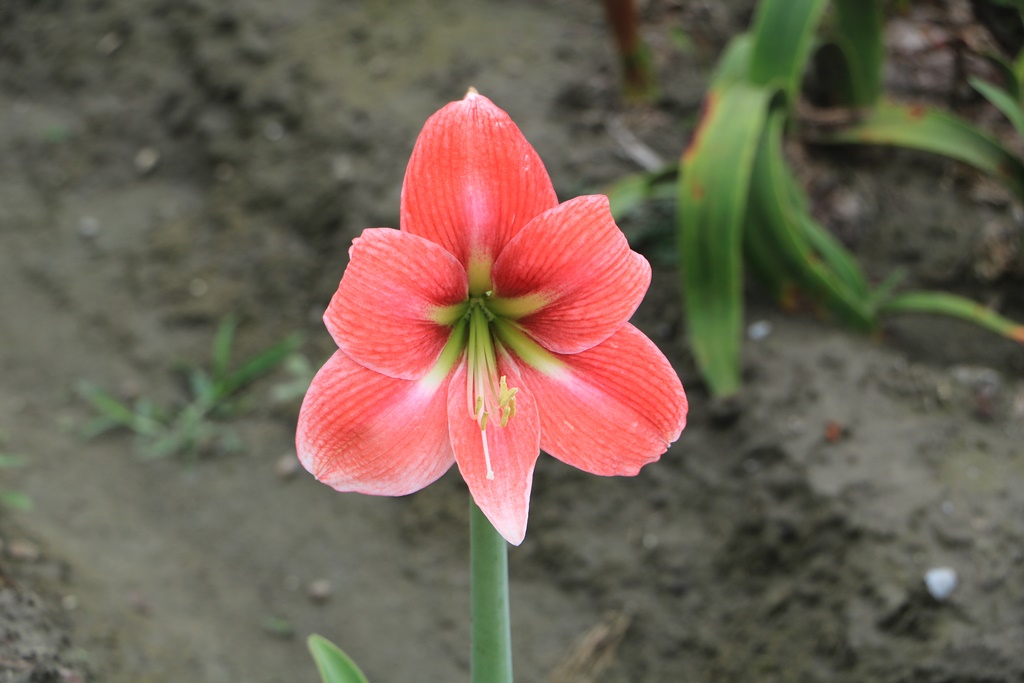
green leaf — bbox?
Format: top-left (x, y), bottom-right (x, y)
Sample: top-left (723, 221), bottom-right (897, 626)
top-left (970, 77), bottom-right (1024, 140)
top-left (980, 53), bottom-right (1021, 104)
top-left (710, 34), bottom-right (754, 89)
top-left (188, 367), bottom-right (214, 403)
top-left (822, 0), bottom-right (884, 106)
top-left (218, 333), bottom-right (303, 398)
top-left (78, 383), bottom-right (164, 438)
top-left (0, 454), bottom-right (25, 468)
top-left (679, 82), bottom-right (773, 397)
top-left (308, 635), bottom-right (371, 683)
top-left (744, 109), bottom-right (874, 330)
top-left (78, 382), bottom-right (138, 426)
top-left (604, 165), bottom-right (678, 221)
top-left (877, 291), bottom-right (1024, 343)
top-left (748, 0), bottom-right (830, 109)
top-left (812, 101), bottom-right (1024, 202)
top-left (211, 315), bottom-right (239, 383)
top-left (986, 0), bottom-right (1024, 16)
top-left (0, 491), bottom-right (32, 511)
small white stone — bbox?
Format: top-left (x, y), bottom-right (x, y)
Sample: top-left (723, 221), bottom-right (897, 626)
top-left (134, 146), bottom-right (160, 175)
top-left (264, 121), bottom-right (284, 142)
top-left (275, 453), bottom-right (300, 479)
top-left (924, 567), bottom-right (958, 601)
top-left (307, 579), bottom-right (333, 603)
top-left (188, 278), bottom-right (208, 298)
top-left (97, 31), bottom-right (123, 55)
top-left (78, 216), bottom-right (101, 239)
top-left (747, 320), bottom-right (773, 341)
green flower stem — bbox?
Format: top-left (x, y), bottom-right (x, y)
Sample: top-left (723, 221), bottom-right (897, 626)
top-left (470, 499), bottom-right (513, 683)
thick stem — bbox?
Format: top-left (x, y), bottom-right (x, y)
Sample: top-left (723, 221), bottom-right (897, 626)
top-left (470, 499), bottom-right (513, 683)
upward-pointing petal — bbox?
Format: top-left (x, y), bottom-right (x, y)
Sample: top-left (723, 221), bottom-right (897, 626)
top-left (401, 91), bottom-right (558, 274)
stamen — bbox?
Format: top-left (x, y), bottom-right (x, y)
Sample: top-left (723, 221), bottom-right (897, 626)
top-left (463, 299), bottom-right (521, 482)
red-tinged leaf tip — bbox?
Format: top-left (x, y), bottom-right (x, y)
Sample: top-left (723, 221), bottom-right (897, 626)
top-left (682, 92), bottom-right (718, 165)
top-left (1010, 326), bottom-right (1024, 343)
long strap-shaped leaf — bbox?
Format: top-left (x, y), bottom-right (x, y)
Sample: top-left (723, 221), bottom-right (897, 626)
top-left (679, 82), bottom-right (772, 397)
top-left (826, 0), bottom-right (884, 106)
top-left (744, 110), bottom-right (875, 330)
top-left (878, 291), bottom-right (1024, 343)
top-left (748, 0), bottom-right (829, 109)
top-left (971, 77), bottom-right (1024, 140)
top-left (813, 102), bottom-right (1024, 201)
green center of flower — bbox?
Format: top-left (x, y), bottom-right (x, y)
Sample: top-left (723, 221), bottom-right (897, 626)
top-left (429, 288), bottom-right (564, 480)
top-left (465, 296), bottom-right (517, 480)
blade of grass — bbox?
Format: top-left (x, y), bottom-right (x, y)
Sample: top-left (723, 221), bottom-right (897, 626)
top-left (217, 333), bottom-right (303, 398)
top-left (211, 315), bottom-right (239, 383)
top-left (78, 383), bottom-right (164, 438)
top-left (0, 454), bottom-right (25, 468)
top-left (0, 492), bottom-right (32, 511)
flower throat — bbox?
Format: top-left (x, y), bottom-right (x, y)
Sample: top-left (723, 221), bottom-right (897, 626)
top-left (466, 295), bottom-right (518, 480)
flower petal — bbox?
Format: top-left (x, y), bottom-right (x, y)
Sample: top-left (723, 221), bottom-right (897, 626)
top-left (401, 91), bottom-right (558, 279)
top-left (447, 355), bottom-right (540, 546)
top-left (516, 324), bottom-right (687, 476)
top-left (326, 228), bottom-right (468, 380)
top-left (297, 350), bottom-right (455, 495)
top-left (491, 195), bottom-right (651, 354)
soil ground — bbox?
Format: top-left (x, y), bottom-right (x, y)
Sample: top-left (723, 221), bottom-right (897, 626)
top-left (2, 1), bottom-right (1024, 682)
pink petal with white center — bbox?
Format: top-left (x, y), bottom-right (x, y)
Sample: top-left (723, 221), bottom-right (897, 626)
top-left (447, 356), bottom-right (540, 546)
top-left (516, 324), bottom-right (687, 476)
top-left (401, 91), bottom-right (558, 276)
top-left (325, 228), bottom-right (468, 380)
top-left (297, 350), bottom-right (455, 496)
top-left (491, 195), bottom-right (651, 354)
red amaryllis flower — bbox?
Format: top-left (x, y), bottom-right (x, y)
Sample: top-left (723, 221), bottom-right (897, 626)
top-left (297, 90), bottom-right (687, 545)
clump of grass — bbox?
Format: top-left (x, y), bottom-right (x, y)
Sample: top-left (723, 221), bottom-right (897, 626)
top-left (79, 316), bottom-right (304, 459)
top-left (0, 454), bottom-right (31, 511)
